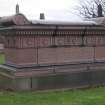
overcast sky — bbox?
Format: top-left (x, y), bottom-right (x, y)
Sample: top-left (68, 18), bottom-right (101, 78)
top-left (0, 0), bottom-right (82, 21)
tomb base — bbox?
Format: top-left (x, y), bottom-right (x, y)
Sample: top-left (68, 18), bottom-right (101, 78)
top-left (0, 62), bottom-right (105, 91)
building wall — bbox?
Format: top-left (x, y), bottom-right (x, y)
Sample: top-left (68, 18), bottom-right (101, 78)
top-left (3, 27), bottom-right (105, 67)
top-left (38, 47), bottom-right (94, 64)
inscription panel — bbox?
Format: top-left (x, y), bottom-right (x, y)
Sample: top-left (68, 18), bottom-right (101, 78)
top-left (38, 48), bottom-right (56, 64)
top-left (38, 47), bottom-right (94, 65)
top-left (5, 48), bottom-right (17, 65)
top-left (17, 48), bottom-right (37, 66)
top-left (56, 47), bottom-right (94, 63)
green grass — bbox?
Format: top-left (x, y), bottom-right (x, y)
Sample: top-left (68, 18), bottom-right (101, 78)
top-left (0, 87), bottom-right (105, 105)
top-left (0, 53), bottom-right (5, 64)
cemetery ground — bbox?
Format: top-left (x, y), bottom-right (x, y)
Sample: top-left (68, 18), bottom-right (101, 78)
top-left (0, 53), bottom-right (105, 105)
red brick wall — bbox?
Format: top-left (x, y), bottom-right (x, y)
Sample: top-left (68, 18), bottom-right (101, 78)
top-left (38, 47), bottom-right (94, 65)
top-left (5, 47), bottom-right (95, 66)
top-left (3, 28), bottom-right (105, 67)
top-left (5, 48), bottom-right (37, 66)
top-left (95, 47), bottom-right (105, 61)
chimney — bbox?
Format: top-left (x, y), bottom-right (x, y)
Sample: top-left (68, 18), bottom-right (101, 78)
top-left (16, 4), bottom-right (19, 14)
top-left (39, 13), bottom-right (45, 20)
top-left (98, 4), bottom-right (103, 17)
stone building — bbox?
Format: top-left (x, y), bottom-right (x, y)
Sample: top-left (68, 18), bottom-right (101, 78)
top-left (0, 13), bottom-right (105, 90)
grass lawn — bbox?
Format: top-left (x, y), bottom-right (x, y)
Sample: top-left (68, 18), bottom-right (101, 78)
top-left (0, 87), bottom-right (105, 105)
top-left (0, 53), bottom-right (5, 64)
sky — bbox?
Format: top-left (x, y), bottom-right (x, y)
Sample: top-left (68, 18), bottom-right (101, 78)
top-left (0, 0), bottom-right (82, 21)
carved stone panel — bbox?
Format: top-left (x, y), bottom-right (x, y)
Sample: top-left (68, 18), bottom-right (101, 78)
top-left (55, 36), bottom-right (65, 46)
top-left (65, 36), bottom-right (82, 46)
top-left (55, 36), bottom-right (82, 46)
top-left (84, 36), bottom-right (105, 46)
top-left (38, 36), bottom-right (51, 47)
top-left (22, 36), bottom-right (35, 48)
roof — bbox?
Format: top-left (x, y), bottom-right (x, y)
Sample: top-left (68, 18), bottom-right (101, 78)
top-left (31, 20), bottom-right (98, 26)
top-left (0, 13), bottom-right (104, 27)
top-left (0, 13), bottom-right (30, 26)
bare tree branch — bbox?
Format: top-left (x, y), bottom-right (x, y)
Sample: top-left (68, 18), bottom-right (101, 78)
top-left (75, 0), bottom-right (105, 18)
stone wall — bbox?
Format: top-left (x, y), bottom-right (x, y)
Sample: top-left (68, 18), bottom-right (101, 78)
top-left (3, 26), bottom-right (105, 67)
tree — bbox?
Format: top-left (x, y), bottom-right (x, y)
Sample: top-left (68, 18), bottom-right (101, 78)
top-left (76, 0), bottom-right (105, 18)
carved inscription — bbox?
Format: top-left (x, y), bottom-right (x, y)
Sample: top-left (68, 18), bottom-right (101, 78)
top-left (84, 36), bottom-right (105, 46)
top-left (54, 35), bottom-right (105, 46)
top-left (5, 32), bottom-right (105, 48)
top-left (55, 36), bottom-right (82, 46)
